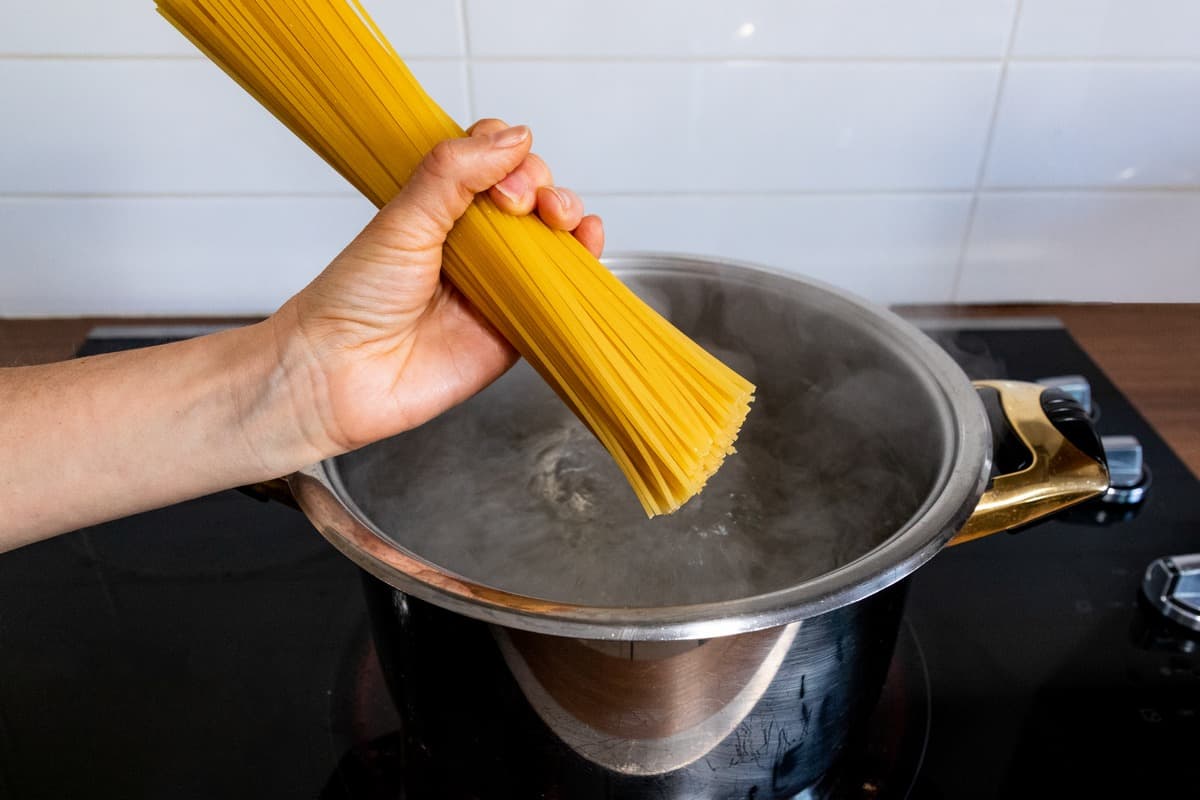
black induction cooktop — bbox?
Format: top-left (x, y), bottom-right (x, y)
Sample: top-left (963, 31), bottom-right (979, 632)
top-left (0, 319), bottom-right (1196, 799)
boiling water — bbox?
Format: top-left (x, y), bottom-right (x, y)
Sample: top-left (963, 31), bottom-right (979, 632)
top-left (333, 273), bottom-right (943, 608)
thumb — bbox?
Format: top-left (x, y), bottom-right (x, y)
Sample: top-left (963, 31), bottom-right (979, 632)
top-left (379, 125), bottom-right (532, 241)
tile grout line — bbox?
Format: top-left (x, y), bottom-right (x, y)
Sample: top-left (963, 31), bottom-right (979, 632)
top-left (6, 53), bottom-right (1200, 65)
top-left (456, 0), bottom-right (477, 122)
top-left (5, 188), bottom-right (1200, 201)
top-left (950, 0), bottom-right (1024, 302)
top-left (0, 192), bottom-right (363, 200)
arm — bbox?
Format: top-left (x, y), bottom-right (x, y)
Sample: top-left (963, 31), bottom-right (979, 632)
top-left (0, 320), bottom-right (317, 547)
top-left (0, 121), bottom-right (603, 552)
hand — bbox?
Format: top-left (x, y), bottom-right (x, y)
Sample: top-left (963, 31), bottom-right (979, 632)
top-left (270, 120), bottom-right (604, 458)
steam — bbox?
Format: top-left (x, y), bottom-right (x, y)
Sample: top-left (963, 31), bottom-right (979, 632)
top-left (922, 328), bottom-right (1008, 381)
top-left (335, 272), bottom-right (945, 608)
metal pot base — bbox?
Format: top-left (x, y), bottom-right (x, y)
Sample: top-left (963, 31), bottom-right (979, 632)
top-left (323, 575), bottom-right (930, 799)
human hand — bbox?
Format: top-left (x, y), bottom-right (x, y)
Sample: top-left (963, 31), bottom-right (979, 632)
top-left (269, 120), bottom-right (604, 459)
top-left (0, 122), bottom-right (603, 547)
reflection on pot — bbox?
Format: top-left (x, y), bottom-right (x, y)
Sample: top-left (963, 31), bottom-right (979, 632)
top-left (497, 623), bottom-right (800, 776)
top-left (361, 574), bottom-right (908, 799)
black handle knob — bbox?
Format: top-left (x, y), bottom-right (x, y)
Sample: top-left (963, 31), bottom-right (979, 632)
top-left (976, 386), bottom-right (1033, 478)
top-left (1039, 388), bottom-right (1106, 465)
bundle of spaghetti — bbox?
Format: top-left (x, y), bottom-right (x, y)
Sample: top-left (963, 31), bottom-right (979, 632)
top-left (155, 0), bottom-right (755, 516)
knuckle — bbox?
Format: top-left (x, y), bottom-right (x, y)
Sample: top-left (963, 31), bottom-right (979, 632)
top-left (523, 152), bottom-right (553, 184)
top-left (425, 139), bottom-right (464, 177)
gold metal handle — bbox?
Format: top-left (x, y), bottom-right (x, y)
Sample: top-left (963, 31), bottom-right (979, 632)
top-left (949, 380), bottom-right (1109, 546)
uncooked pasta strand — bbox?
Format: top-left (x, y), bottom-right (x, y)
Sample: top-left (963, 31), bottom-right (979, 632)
top-left (155, 0), bottom-right (755, 517)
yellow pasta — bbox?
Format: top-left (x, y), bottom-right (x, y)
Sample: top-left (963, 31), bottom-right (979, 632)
top-left (155, 0), bottom-right (755, 516)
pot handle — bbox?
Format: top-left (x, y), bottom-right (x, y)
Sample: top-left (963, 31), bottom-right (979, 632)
top-left (948, 380), bottom-right (1109, 546)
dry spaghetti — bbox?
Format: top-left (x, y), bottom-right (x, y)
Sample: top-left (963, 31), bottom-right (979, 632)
top-left (155, 0), bottom-right (754, 516)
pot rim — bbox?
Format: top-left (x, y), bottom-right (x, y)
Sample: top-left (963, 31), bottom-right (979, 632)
top-left (289, 252), bottom-right (992, 640)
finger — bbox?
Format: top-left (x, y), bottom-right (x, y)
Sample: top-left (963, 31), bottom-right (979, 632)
top-left (573, 215), bottom-right (605, 259)
top-left (378, 125), bottom-right (532, 239)
top-left (534, 185), bottom-right (584, 231)
top-left (466, 117), bottom-right (509, 138)
top-left (489, 152), bottom-right (553, 215)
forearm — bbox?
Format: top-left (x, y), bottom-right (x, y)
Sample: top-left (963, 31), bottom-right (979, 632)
top-left (0, 318), bottom-right (333, 551)
top-left (0, 124), bottom-right (589, 552)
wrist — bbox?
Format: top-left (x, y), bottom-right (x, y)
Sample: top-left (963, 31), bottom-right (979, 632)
top-left (232, 305), bottom-right (346, 477)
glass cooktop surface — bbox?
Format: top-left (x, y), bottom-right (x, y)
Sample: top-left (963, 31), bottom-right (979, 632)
top-left (0, 319), bottom-right (1196, 799)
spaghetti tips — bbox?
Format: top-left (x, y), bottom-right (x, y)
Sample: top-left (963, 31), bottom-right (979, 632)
top-left (155, 0), bottom-right (755, 516)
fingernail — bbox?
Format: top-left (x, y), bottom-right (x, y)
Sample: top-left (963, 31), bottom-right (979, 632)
top-left (550, 186), bottom-right (572, 211)
top-left (490, 125), bottom-right (529, 148)
top-left (495, 173), bottom-right (527, 204)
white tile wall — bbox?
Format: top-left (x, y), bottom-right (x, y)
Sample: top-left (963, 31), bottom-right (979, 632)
top-left (2, 0), bottom-right (193, 56)
top-left (1014, 0), bottom-right (1200, 59)
top-left (473, 62), bottom-right (1000, 192)
top-left (1, 60), bottom-right (346, 195)
top-left (2, 0), bottom-right (1200, 315)
top-left (594, 194), bottom-right (972, 304)
top-left (466, 0), bottom-right (1017, 59)
top-left (0, 59), bottom-right (469, 194)
top-left (1, 0), bottom-right (464, 57)
top-left (985, 64), bottom-right (1200, 188)
top-left (362, 0), bottom-right (465, 58)
top-left (960, 192), bottom-right (1200, 301)
top-left (0, 197), bottom-right (375, 316)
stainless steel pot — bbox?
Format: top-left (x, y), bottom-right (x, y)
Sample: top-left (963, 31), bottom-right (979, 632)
top-left (271, 254), bottom-right (1109, 798)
